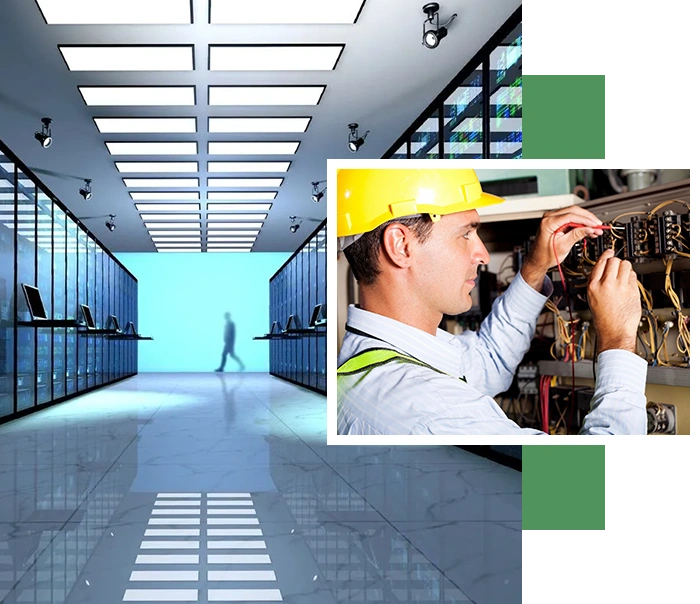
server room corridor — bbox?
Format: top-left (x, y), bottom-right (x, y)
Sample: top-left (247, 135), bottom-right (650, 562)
top-left (0, 373), bottom-right (522, 604)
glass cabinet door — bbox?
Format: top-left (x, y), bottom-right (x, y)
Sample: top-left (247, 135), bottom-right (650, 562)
top-left (36, 190), bottom-right (53, 405)
top-left (318, 226), bottom-right (327, 392)
top-left (16, 168), bottom-right (36, 411)
top-left (77, 228), bottom-right (88, 391)
top-left (0, 155), bottom-right (16, 418)
top-left (490, 22), bottom-right (522, 159)
top-left (86, 235), bottom-right (96, 388)
top-left (95, 246), bottom-right (103, 384)
top-left (52, 201), bottom-right (67, 399)
top-left (444, 67), bottom-right (484, 159)
top-left (410, 108), bottom-right (441, 159)
top-left (65, 220), bottom-right (78, 395)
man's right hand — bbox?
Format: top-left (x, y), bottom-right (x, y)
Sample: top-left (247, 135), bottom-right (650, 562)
top-left (587, 249), bottom-right (642, 354)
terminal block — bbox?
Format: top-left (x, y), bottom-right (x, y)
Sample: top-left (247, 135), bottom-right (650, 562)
top-left (654, 211), bottom-right (683, 257)
top-left (625, 216), bottom-right (652, 260)
top-left (595, 223), bottom-right (619, 258)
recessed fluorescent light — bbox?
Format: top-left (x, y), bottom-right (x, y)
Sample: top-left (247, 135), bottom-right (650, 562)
top-left (95, 118), bottom-right (196, 133)
top-left (206, 249), bottom-right (250, 253)
top-left (140, 214), bottom-right (200, 221)
top-left (155, 243), bottom-right (201, 248)
top-left (144, 222), bottom-right (201, 229)
top-left (151, 237), bottom-right (201, 243)
top-left (148, 230), bottom-right (201, 236)
top-left (209, 45), bottom-right (343, 71)
top-left (206, 222), bottom-right (263, 229)
top-left (116, 162), bottom-right (198, 174)
top-left (207, 214), bottom-right (267, 221)
top-left (158, 249), bottom-right (201, 252)
top-left (207, 237), bottom-right (257, 242)
top-left (59, 46), bottom-right (194, 71)
top-left (207, 162), bottom-right (290, 173)
top-left (37, 0), bottom-right (192, 24)
top-left (207, 192), bottom-right (276, 201)
top-left (208, 117), bottom-right (310, 133)
top-left (80, 87), bottom-right (195, 106)
top-left (207, 242), bottom-right (253, 248)
top-left (136, 204), bottom-right (200, 212)
top-left (210, 0), bottom-right (364, 23)
top-left (209, 87), bottom-right (324, 106)
top-left (131, 192), bottom-right (199, 201)
top-left (209, 142), bottom-right (299, 155)
top-left (203, 230), bottom-right (259, 236)
top-left (207, 204), bottom-right (271, 212)
top-left (107, 142), bottom-right (197, 156)
top-left (124, 178), bottom-right (199, 188)
top-left (207, 178), bottom-right (282, 188)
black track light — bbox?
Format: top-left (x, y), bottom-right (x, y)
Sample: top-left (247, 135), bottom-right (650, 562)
top-left (290, 224), bottom-right (300, 233)
top-left (105, 214), bottom-right (116, 232)
top-left (311, 180), bottom-right (327, 203)
top-left (348, 123), bottom-right (370, 153)
top-left (79, 179), bottom-right (92, 201)
top-left (422, 3), bottom-right (457, 49)
top-left (34, 117), bottom-right (53, 148)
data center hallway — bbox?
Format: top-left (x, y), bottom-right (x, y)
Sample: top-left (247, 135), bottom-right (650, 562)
top-left (0, 374), bottom-right (522, 604)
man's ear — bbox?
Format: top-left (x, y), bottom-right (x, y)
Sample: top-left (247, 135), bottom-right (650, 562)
top-left (381, 222), bottom-right (415, 269)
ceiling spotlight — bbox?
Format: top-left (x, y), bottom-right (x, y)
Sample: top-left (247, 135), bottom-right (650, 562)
top-left (105, 214), bottom-right (116, 231)
top-left (79, 179), bottom-right (92, 201)
top-left (422, 3), bottom-right (457, 49)
top-left (311, 180), bottom-right (327, 203)
top-left (289, 215), bottom-right (301, 233)
top-left (34, 117), bottom-right (53, 148)
top-left (347, 123), bottom-right (370, 153)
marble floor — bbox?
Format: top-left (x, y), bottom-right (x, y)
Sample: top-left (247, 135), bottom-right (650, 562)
top-left (0, 373), bottom-right (522, 604)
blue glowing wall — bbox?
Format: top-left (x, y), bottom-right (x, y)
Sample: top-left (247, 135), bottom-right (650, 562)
top-left (116, 252), bottom-right (289, 372)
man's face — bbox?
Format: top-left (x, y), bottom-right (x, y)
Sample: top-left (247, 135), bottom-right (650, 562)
top-left (410, 209), bottom-right (490, 316)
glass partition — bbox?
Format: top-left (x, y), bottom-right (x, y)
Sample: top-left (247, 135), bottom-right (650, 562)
top-left (0, 154), bottom-right (16, 418)
top-left (443, 67), bottom-right (484, 159)
top-left (490, 22), bottom-right (522, 158)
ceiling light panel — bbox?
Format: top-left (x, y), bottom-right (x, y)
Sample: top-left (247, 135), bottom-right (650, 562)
top-left (202, 230), bottom-right (259, 236)
top-left (144, 222), bottom-right (201, 229)
top-left (116, 162), bottom-right (198, 173)
top-left (124, 178), bottom-right (199, 188)
top-left (151, 237), bottom-right (201, 243)
top-left (209, 0), bottom-right (364, 24)
top-left (208, 117), bottom-right (310, 133)
top-left (207, 178), bottom-right (282, 188)
top-left (147, 230), bottom-right (201, 236)
top-left (107, 142), bottom-right (197, 155)
top-left (207, 236), bottom-right (257, 242)
top-left (140, 214), bottom-right (200, 221)
top-left (206, 249), bottom-right (249, 253)
top-left (207, 243), bottom-right (253, 248)
top-left (207, 192), bottom-right (276, 201)
top-left (79, 87), bottom-right (195, 106)
top-left (207, 204), bottom-right (271, 212)
top-left (210, 45), bottom-right (343, 71)
top-left (37, 0), bottom-right (192, 24)
top-left (207, 214), bottom-right (267, 221)
top-left (207, 162), bottom-right (290, 173)
top-left (207, 222), bottom-right (263, 229)
top-left (59, 46), bottom-right (194, 71)
top-left (208, 142), bottom-right (299, 155)
top-left (155, 243), bottom-right (201, 248)
top-left (158, 249), bottom-right (201, 252)
top-left (209, 86), bottom-right (324, 106)
top-left (131, 192), bottom-right (199, 201)
top-left (136, 204), bottom-right (200, 212)
top-left (95, 118), bottom-right (196, 133)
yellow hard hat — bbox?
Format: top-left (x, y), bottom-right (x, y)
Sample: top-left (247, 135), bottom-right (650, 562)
top-left (337, 168), bottom-right (504, 239)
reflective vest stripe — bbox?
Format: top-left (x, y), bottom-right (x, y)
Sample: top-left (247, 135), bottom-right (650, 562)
top-left (337, 347), bottom-right (444, 376)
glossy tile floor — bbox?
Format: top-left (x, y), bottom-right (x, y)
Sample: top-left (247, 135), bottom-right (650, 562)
top-left (0, 374), bottom-right (522, 604)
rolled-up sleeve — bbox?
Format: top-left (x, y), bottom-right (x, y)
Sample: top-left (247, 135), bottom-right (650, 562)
top-left (579, 350), bottom-right (648, 435)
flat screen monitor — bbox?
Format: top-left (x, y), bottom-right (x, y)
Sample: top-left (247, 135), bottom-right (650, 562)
top-left (310, 304), bottom-right (326, 326)
top-left (80, 304), bottom-right (96, 329)
top-left (21, 283), bottom-right (47, 320)
top-left (108, 314), bottom-right (121, 332)
top-left (125, 321), bottom-right (136, 335)
top-left (284, 314), bottom-right (299, 332)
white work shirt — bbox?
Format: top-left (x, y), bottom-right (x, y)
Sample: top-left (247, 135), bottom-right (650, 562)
top-left (337, 271), bottom-right (648, 435)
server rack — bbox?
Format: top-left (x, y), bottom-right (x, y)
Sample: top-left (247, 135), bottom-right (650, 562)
top-left (269, 221), bottom-right (326, 395)
top-left (0, 139), bottom-right (139, 425)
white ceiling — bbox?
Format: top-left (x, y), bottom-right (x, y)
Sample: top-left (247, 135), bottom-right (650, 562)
top-left (0, 0), bottom-right (521, 252)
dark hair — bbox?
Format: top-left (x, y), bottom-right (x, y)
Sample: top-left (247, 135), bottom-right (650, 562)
top-left (344, 215), bottom-right (434, 285)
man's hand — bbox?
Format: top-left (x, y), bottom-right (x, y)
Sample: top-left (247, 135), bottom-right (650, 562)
top-left (587, 249), bottom-right (642, 353)
top-left (520, 206), bottom-right (605, 292)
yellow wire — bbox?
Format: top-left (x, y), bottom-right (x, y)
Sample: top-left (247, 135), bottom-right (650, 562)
top-left (648, 199), bottom-right (690, 216)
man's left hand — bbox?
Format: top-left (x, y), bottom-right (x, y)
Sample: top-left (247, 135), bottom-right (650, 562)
top-left (520, 205), bottom-right (604, 291)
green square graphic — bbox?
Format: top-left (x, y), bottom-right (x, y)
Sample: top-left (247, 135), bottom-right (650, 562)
top-left (522, 75), bottom-right (605, 159)
top-left (523, 445), bottom-right (605, 530)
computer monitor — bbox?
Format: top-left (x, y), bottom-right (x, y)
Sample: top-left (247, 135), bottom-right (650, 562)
top-left (310, 304), bottom-right (326, 326)
top-left (125, 321), bottom-right (137, 335)
top-left (80, 305), bottom-right (96, 329)
top-left (21, 284), bottom-right (47, 320)
top-left (108, 314), bottom-right (121, 332)
top-left (284, 314), bottom-right (300, 332)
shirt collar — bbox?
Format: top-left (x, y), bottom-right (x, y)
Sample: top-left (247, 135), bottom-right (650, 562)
top-left (346, 305), bottom-right (464, 377)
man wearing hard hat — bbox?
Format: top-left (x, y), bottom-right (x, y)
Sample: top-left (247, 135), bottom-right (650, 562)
top-left (337, 168), bottom-right (646, 435)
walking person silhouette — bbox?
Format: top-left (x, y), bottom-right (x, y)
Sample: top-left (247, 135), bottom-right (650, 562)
top-left (215, 312), bottom-right (245, 372)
